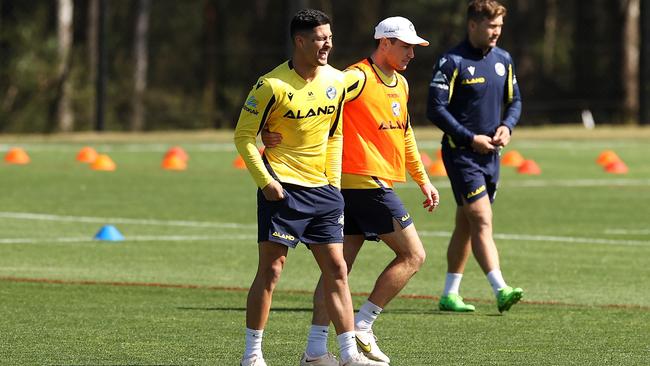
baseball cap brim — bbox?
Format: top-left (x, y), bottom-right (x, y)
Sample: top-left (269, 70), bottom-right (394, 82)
top-left (397, 34), bottom-right (429, 46)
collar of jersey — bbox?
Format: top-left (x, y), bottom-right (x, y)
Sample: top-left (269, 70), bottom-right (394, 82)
top-left (367, 57), bottom-right (398, 87)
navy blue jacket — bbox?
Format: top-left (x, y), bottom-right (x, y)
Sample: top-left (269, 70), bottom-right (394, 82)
top-left (427, 39), bottom-right (522, 148)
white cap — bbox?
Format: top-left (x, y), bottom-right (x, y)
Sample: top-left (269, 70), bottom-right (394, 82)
top-left (374, 16), bottom-right (429, 46)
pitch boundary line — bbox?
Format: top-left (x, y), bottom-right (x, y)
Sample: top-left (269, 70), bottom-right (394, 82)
top-left (1, 276), bottom-right (647, 311)
top-left (0, 234), bottom-right (256, 245)
top-left (1, 211), bottom-right (648, 247)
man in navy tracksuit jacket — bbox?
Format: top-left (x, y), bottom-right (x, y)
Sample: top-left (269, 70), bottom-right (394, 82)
top-left (426, 0), bottom-right (523, 313)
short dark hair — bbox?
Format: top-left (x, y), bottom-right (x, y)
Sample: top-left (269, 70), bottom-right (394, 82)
top-left (467, 0), bottom-right (507, 22)
top-left (290, 9), bottom-right (331, 39)
top-left (374, 37), bottom-right (398, 48)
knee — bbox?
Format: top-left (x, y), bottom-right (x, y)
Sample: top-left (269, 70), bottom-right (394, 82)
top-left (324, 259), bottom-right (349, 283)
top-left (258, 257), bottom-right (285, 288)
top-left (399, 247), bottom-right (426, 272)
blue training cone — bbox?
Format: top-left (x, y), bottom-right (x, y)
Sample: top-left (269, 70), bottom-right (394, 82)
top-left (94, 225), bottom-right (125, 242)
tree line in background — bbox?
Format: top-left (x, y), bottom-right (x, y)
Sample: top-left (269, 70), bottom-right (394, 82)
top-left (1, 0), bottom-right (649, 133)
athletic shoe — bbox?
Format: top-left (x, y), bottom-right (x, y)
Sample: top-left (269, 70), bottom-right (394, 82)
top-left (240, 355), bottom-right (267, 366)
top-left (497, 286), bottom-right (524, 313)
top-left (438, 294), bottom-right (476, 312)
top-left (355, 329), bottom-right (390, 363)
top-left (339, 352), bottom-right (389, 366)
top-left (300, 352), bottom-right (338, 366)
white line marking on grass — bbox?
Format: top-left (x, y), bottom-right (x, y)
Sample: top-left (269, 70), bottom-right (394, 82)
top-left (0, 212), bottom-right (256, 229)
top-left (604, 229), bottom-right (650, 235)
top-left (418, 230), bottom-right (650, 246)
top-left (0, 234), bottom-right (256, 245)
top-left (400, 178), bottom-right (650, 189)
top-left (2, 211), bottom-right (648, 247)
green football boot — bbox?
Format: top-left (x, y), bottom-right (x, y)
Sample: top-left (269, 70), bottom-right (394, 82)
top-left (438, 294), bottom-right (476, 312)
top-left (496, 286), bottom-right (524, 313)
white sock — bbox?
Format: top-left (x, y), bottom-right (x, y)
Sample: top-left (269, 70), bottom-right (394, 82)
top-left (337, 331), bottom-right (359, 362)
top-left (442, 272), bottom-right (463, 296)
top-left (354, 301), bottom-right (382, 332)
top-left (243, 328), bottom-right (263, 360)
top-left (305, 325), bottom-right (329, 358)
top-left (487, 269), bottom-right (507, 297)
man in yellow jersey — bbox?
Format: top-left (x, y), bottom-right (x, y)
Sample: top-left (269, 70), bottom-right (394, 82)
top-left (234, 9), bottom-right (388, 366)
top-left (263, 16), bottom-right (438, 366)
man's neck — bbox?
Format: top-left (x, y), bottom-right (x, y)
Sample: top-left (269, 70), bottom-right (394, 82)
top-left (291, 55), bottom-right (319, 82)
top-left (467, 37), bottom-right (490, 55)
top-left (370, 52), bottom-right (395, 79)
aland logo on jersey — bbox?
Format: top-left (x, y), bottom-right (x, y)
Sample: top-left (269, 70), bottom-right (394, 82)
top-left (283, 105), bottom-right (336, 119)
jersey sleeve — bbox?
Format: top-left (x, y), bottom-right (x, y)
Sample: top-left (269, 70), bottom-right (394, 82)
top-left (343, 68), bottom-right (366, 102)
top-left (233, 78), bottom-right (277, 188)
top-left (426, 55), bottom-right (475, 146)
top-left (501, 54), bottom-right (522, 132)
top-left (325, 90), bottom-right (346, 188)
top-left (404, 114), bottom-right (431, 186)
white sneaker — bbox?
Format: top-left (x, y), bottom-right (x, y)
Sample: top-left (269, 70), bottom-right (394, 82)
top-left (339, 353), bottom-right (389, 366)
top-left (300, 352), bottom-right (338, 366)
top-left (355, 330), bottom-right (390, 364)
top-left (240, 355), bottom-right (267, 366)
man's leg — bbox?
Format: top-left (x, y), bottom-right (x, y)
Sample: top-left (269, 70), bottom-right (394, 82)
top-left (353, 221), bottom-right (425, 363)
top-left (463, 195), bottom-right (523, 312)
top-left (439, 206), bottom-right (475, 312)
top-left (305, 235), bottom-right (364, 361)
top-left (310, 243), bottom-right (387, 366)
top-left (242, 241), bottom-right (288, 364)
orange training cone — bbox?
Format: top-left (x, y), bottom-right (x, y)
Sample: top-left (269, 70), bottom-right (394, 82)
top-left (501, 150), bottom-right (525, 167)
top-left (76, 146), bottom-right (98, 163)
top-left (428, 159), bottom-right (447, 177)
top-left (517, 159), bottom-right (541, 175)
top-left (233, 155), bottom-right (246, 169)
top-left (596, 150), bottom-right (621, 166)
top-left (419, 151), bottom-right (433, 169)
top-left (162, 154), bottom-right (187, 171)
top-left (605, 160), bottom-right (628, 174)
top-left (164, 146), bottom-right (188, 162)
top-left (5, 147), bottom-right (30, 164)
top-left (91, 154), bottom-right (116, 171)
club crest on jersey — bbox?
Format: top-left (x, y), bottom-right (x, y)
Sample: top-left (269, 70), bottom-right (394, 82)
top-left (495, 62), bottom-right (506, 76)
top-left (326, 86), bottom-right (337, 100)
top-left (391, 101), bottom-right (401, 116)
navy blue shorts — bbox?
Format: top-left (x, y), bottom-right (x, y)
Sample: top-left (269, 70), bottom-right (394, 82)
top-left (442, 146), bottom-right (499, 206)
top-left (257, 184), bottom-right (344, 248)
top-left (341, 188), bottom-right (413, 241)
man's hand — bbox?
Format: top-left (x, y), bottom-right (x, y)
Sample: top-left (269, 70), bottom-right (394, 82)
top-left (261, 128), bottom-right (282, 148)
top-left (491, 125), bottom-right (511, 147)
top-left (262, 180), bottom-right (285, 201)
top-left (471, 134), bottom-right (497, 154)
top-left (420, 182), bottom-right (440, 212)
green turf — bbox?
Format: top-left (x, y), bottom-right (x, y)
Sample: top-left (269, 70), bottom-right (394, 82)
top-left (1, 131), bottom-right (649, 365)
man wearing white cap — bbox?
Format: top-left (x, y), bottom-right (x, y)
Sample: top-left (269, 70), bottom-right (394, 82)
top-left (263, 16), bottom-right (438, 366)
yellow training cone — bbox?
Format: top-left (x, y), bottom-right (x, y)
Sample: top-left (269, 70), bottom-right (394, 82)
top-left (162, 154), bottom-right (187, 171)
top-left (91, 154), bottom-right (116, 171)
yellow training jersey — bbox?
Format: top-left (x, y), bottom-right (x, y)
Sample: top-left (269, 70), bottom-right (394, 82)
top-left (340, 58), bottom-right (430, 189)
top-left (234, 61), bottom-right (346, 188)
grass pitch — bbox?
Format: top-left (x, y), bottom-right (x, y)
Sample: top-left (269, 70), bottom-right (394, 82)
top-left (1, 127), bottom-right (649, 365)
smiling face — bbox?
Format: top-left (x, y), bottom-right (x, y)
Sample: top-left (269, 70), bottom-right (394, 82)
top-left (295, 24), bottom-right (333, 67)
top-left (468, 15), bottom-right (503, 51)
